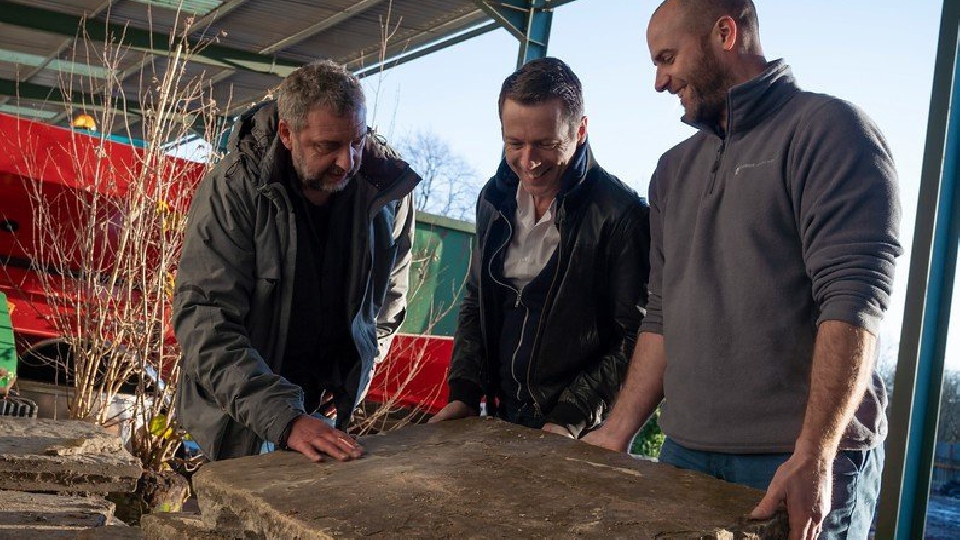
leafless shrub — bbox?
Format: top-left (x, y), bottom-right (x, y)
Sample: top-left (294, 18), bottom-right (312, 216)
top-left (2, 10), bottom-right (227, 472)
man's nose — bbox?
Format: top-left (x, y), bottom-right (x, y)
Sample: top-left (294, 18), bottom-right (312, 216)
top-left (655, 68), bottom-right (670, 93)
top-left (520, 146), bottom-right (538, 169)
top-left (335, 146), bottom-right (356, 173)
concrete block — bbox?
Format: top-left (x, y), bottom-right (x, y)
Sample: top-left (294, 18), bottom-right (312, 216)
top-left (194, 417), bottom-right (788, 539)
top-left (0, 417), bottom-right (141, 493)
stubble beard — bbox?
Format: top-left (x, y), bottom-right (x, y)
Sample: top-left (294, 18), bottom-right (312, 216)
top-left (687, 38), bottom-right (734, 128)
top-left (295, 154), bottom-right (351, 193)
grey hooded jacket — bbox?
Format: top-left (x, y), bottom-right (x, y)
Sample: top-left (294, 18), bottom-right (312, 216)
top-left (173, 101), bottom-right (419, 461)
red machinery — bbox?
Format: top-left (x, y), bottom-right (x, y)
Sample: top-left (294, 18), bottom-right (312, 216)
top-left (0, 113), bottom-right (449, 416)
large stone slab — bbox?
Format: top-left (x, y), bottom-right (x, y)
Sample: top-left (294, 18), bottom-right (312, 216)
top-left (0, 490), bottom-right (132, 539)
top-left (0, 417), bottom-right (141, 493)
top-left (141, 512), bottom-right (254, 540)
top-left (194, 417), bottom-right (788, 539)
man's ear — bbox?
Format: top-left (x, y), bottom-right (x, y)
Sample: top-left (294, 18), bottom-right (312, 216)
top-left (577, 116), bottom-right (588, 145)
top-left (278, 119), bottom-right (293, 150)
top-left (716, 15), bottom-right (738, 52)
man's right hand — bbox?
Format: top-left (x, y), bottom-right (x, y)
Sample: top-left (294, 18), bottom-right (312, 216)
top-left (284, 415), bottom-right (364, 463)
top-left (580, 426), bottom-right (632, 453)
top-left (427, 400), bottom-right (477, 423)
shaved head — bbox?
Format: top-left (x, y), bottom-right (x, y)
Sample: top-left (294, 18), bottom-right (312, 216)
top-left (655, 0), bottom-right (762, 54)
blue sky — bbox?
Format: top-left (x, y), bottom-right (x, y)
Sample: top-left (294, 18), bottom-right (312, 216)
top-left (360, 0), bottom-right (951, 369)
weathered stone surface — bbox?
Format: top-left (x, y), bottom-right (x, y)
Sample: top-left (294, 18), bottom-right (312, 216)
top-left (0, 417), bottom-right (141, 493)
top-left (74, 524), bottom-right (144, 539)
top-left (141, 512), bottom-right (255, 540)
top-left (0, 490), bottom-right (115, 538)
top-left (194, 417), bottom-right (788, 539)
top-left (0, 526), bottom-right (142, 540)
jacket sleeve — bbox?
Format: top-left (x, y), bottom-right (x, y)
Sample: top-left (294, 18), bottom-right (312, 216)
top-left (792, 99), bottom-right (902, 332)
top-left (545, 202), bottom-right (651, 437)
top-left (446, 194), bottom-right (487, 413)
top-left (173, 158), bottom-right (305, 446)
top-left (375, 193), bottom-right (415, 360)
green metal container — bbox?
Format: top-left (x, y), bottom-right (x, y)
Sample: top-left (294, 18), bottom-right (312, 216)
top-left (400, 212), bottom-right (475, 337)
top-left (0, 291), bottom-right (16, 392)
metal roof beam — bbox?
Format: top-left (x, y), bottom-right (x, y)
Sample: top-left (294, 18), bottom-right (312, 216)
top-left (0, 0), bottom-right (118, 109)
top-left (0, 77), bottom-right (219, 137)
top-left (260, 0), bottom-right (386, 55)
top-left (354, 22), bottom-right (499, 80)
top-left (0, 0), bottom-right (303, 77)
top-left (473, 0), bottom-right (575, 68)
top-left (186, 0), bottom-right (252, 35)
top-left (0, 77), bottom-right (143, 117)
top-left (343, 10), bottom-right (487, 73)
top-left (47, 53), bottom-right (157, 125)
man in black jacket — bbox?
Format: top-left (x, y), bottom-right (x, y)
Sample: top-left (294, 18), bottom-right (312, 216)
top-left (429, 58), bottom-right (650, 438)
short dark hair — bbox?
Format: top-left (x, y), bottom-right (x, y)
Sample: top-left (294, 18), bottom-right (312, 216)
top-left (668, 0), bottom-right (760, 50)
top-left (498, 57), bottom-right (584, 136)
top-left (277, 59), bottom-right (365, 132)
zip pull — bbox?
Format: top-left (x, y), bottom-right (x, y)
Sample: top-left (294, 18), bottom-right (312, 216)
top-left (706, 139), bottom-right (726, 195)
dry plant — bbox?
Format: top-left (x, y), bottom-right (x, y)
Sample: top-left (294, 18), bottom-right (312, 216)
top-left (348, 3), bottom-right (477, 435)
top-left (3, 9), bottom-right (227, 472)
top-left (353, 232), bottom-right (467, 435)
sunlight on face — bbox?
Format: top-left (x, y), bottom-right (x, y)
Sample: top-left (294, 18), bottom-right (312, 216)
top-left (500, 98), bottom-right (585, 200)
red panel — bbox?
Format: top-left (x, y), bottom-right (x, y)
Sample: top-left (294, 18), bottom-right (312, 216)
top-left (366, 334), bottom-right (452, 415)
top-left (1, 113), bottom-right (453, 412)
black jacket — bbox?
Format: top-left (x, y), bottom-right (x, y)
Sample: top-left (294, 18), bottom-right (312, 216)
top-left (174, 101), bottom-right (419, 460)
top-left (448, 141), bottom-right (650, 437)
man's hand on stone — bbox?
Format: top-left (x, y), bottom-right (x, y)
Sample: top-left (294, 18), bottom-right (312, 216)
top-left (580, 426), bottom-right (631, 452)
top-left (749, 450), bottom-right (832, 540)
top-left (285, 415), bottom-right (364, 463)
top-left (427, 400), bottom-right (477, 423)
top-left (542, 422), bottom-right (574, 438)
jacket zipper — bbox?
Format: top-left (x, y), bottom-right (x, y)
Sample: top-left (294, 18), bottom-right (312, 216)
top-left (706, 139), bottom-right (726, 195)
top-left (524, 205), bottom-right (566, 418)
top-left (487, 210), bottom-right (530, 404)
top-left (706, 98), bottom-right (734, 195)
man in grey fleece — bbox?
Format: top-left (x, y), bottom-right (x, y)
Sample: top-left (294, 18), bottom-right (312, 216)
top-left (583, 1), bottom-right (901, 539)
top-left (174, 61), bottom-right (418, 462)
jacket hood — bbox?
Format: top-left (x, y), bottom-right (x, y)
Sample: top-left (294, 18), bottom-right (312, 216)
top-left (226, 100), bottom-right (420, 201)
top-left (487, 138), bottom-right (596, 210)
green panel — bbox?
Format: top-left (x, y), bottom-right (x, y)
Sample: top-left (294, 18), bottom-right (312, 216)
top-left (131, 0), bottom-right (224, 16)
top-left (400, 213), bottom-right (475, 337)
top-left (0, 291), bottom-right (16, 391)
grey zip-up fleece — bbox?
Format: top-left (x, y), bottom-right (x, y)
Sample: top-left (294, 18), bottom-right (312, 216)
top-left (174, 101), bottom-right (419, 461)
top-left (641, 60), bottom-right (902, 453)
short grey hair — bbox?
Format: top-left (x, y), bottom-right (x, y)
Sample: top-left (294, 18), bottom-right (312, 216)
top-left (277, 60), bottom-right (366, 132)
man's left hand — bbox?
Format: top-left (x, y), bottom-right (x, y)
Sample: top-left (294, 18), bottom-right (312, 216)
top-left (542, 422), bottom-right (574, 438)
top-left (749, 451), bottom-right (832, 540)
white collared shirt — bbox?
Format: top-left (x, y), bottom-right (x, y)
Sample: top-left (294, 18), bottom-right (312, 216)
top-left (503, 186), bottom-right (560, 290)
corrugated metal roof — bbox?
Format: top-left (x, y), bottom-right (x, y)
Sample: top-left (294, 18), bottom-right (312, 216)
top-left (0, 0), bottom-right (575, 139)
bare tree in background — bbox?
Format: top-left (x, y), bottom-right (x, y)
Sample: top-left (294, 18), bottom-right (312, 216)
top-left (879, 349), bottom-right (960, 444)
top-left (399, 130), bottom-right (480, 221)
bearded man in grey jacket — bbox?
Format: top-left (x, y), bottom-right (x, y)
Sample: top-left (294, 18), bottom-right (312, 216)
top-left (174, 60), bottom-right (419, 462)
top-left (583, 1), bottom-right (901, 539)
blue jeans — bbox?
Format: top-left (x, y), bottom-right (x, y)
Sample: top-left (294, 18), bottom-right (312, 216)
top-left (658, 438), bottom-right (883, 539)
